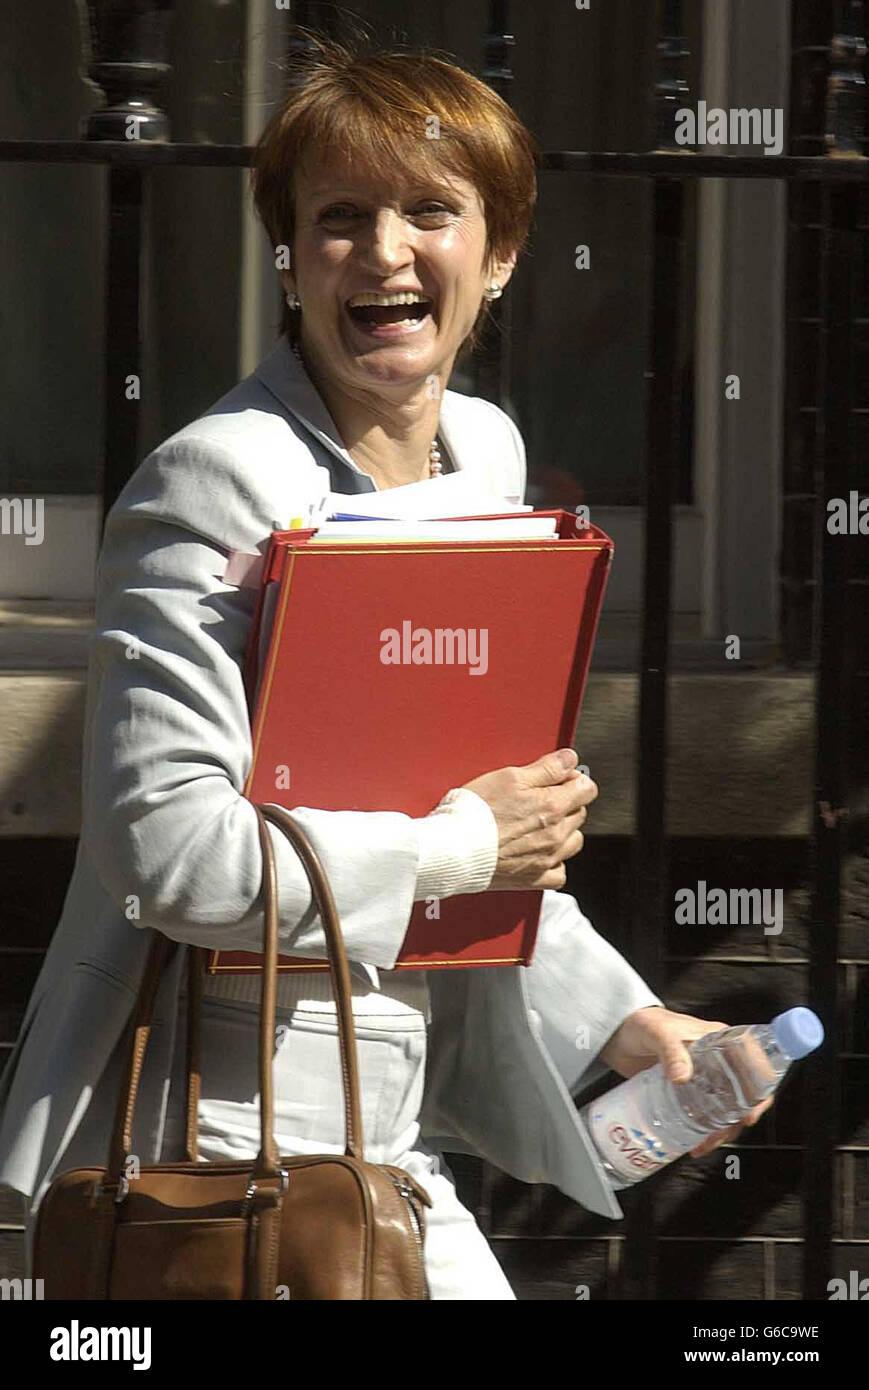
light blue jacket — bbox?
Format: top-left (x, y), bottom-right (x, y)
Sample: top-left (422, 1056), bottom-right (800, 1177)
top-left (0, 335), bottom-right (663, 1232)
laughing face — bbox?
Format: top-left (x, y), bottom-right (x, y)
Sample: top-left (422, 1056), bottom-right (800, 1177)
top-left (280, 154), bottom-right (516, 395)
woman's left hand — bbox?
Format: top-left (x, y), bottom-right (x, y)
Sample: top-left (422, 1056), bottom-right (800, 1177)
top-left (599, 1006), bottom-right (774, 1158)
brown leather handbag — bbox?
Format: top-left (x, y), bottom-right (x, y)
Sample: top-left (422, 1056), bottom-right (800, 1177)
top-left (33, 803), bottom-right (433, 1299)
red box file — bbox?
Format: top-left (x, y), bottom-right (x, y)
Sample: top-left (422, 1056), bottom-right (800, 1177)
top-left (208, 509), bottom-right (613, 975)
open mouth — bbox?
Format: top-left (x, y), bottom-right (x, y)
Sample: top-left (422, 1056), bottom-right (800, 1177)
top-left (345, 293), bottom-right (434, 331)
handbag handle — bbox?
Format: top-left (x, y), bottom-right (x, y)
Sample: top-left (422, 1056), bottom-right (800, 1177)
top-left (104, 802), bottom-right (366, 1193)
top-left (253, 803), bottom-right (365, 1165)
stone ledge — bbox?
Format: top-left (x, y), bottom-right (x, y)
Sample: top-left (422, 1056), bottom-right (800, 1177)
top-left (0, 670), bottom-right (814, 838)
top-left (0, 601), bottom-right (93, 670)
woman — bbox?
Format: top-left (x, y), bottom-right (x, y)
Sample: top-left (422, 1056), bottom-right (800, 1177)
top-left (0, 38), bottom-right (771, 1299)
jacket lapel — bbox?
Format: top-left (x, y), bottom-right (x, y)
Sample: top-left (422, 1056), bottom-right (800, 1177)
top-left (254, 338), bottom-right (367, 479)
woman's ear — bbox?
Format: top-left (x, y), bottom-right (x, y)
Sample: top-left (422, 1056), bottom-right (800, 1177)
top-left (485, 249), bottom-right (518, 295)
top-left (279, 269), bottom-right (297, 298)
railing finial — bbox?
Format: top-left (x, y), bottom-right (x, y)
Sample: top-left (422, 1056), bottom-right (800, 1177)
top-left (653, 0), bottom-right (690, 151)
top-left (825, 0), bottom-right (867, 156)
top-left (82, 1), bottom-right (175, 142)
top-left (483, 1), bottom-right (515, 102)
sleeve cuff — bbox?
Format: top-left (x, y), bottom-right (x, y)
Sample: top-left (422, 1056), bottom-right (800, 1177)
top-left (413, 787), bottom-right (499, 901)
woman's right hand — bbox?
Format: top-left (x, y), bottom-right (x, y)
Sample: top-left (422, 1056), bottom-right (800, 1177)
top-left (461, 748), bottom-right (597, 891)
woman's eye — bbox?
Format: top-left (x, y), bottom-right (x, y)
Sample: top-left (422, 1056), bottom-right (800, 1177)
top-left (412, 204), bottom-right (451, 221)
top-left (319, 205), bottom-right (358, 223)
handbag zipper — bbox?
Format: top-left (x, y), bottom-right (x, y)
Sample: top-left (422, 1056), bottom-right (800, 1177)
top-left (387, 1173), bottom-right (430, 1299)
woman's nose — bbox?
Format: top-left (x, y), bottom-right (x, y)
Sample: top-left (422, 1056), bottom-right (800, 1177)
top-left (359, 208), bottom-right (413, 271)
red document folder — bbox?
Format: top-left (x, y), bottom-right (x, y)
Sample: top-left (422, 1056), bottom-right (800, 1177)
top-left (208, 510), bottom-right (613, 975)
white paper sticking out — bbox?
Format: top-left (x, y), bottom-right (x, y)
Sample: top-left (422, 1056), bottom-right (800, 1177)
top-left (311, 517), bottom-right (557, 541)
top-left (324, 469), bottom-right (532, 521)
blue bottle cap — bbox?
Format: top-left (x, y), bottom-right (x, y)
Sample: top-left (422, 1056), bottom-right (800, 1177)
top-left (771, 1008), bottom-right (824, 1059)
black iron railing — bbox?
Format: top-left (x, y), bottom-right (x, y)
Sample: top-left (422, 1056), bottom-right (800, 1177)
top-left (1, 0), bottom-right (866, 1303)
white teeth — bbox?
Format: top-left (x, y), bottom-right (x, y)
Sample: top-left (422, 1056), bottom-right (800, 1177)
top-left (347, 291), bottom-right (430, 307)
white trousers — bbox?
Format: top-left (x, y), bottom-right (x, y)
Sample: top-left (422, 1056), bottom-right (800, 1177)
top-left (167, 989), bottom-right (517, 1301)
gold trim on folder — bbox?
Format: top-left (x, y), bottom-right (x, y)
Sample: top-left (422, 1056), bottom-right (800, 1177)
top-left (207, 953), bottom-right (526, 972)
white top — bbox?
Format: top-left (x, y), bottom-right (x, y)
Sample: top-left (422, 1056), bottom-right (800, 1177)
top-left (201, 964), bottom-right (434, 1022)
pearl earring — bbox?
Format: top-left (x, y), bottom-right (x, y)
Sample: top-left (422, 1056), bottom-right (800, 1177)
top-left (483, 282), bottom-right (502, 301)
top-left (285, 291), bottom-right (301, 310)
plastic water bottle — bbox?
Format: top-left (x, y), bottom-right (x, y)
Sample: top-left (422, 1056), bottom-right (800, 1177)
top-left (579, 1007), bottom-right (824, 1190)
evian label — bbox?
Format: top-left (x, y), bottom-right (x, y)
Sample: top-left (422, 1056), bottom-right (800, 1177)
top-left (586, 1085), bottom-right (680, 1184)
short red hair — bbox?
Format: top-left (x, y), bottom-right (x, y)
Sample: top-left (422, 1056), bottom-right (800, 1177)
top-left (251, 34), bottom-right (540, 349)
